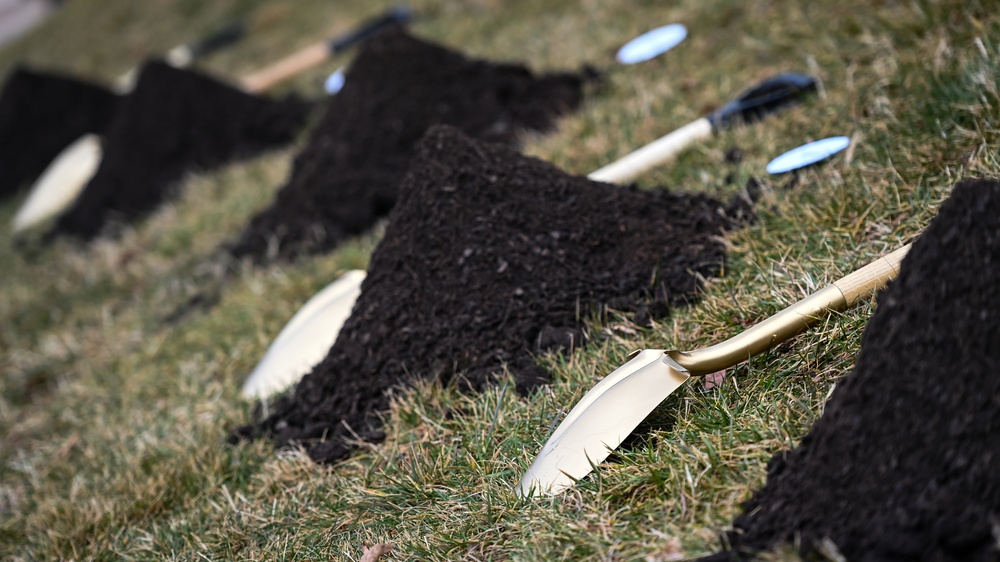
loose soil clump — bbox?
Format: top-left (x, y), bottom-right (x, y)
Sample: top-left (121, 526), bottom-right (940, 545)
top-left (232, 125), bottom-right (751, 463)
top-left (0, 67), bottom-right (119, 200)
top-left (229, 26), bottom-right (589, 261)
top-left (53, 61), bottom-right (313, 240)
top-left (702, 178), bottom-right (1000, 562)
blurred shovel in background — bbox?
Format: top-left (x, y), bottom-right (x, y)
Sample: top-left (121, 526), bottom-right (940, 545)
top-left (113, 18), bottom-right (249, 93)
top-left (10, 5), bottom-right (412, 235)
top-left (240, 5), bottom-right (411, 93)
top-left (239, 72), bottom-right (817, 399)
top-left (517, 244), bottom-right (911, 497)
top-left (589, 72), bottom-right (817, 184)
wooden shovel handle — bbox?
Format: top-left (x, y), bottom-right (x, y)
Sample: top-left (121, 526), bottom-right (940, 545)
top-left (237, 7), bottom-right (411, 93)
top-left (587, 118), bottom-right (713, 184)
top-left (239, 42), bottom-right (330, 93)
top-left (669, 243), bottom-right (911, 375)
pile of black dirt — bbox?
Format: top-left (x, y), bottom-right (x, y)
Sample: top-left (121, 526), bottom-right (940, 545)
top-left (53, 60), bottom-right (313, 240)
top-left (701, 178), bottom-right (1000, 562)
top-left (0, 67), bottom-right (120, 200)
top-left (231, 125), bottom-right (752, 463)
top-left (229, 26), bottom-right (590, 262)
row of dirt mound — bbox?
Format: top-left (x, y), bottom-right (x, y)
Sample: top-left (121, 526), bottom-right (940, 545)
top-left (700, 178), bottom-right (1000, 562)
top-left (7, 15), bottom-right (995, 561)
top-left (0, 67), bottom-right (119, 200)
top-left (53, 61), bottom-right (314, 239)
top-left (228, 26), bottom-right (592, 261)
top-left (231, 125), bottom-right (754, 463)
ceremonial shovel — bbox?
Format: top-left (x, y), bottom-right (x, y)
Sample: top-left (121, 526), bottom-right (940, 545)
top-left (517, 244), bottom-right (911, 496)
top-left (589, 72), bottom-right (815, 184)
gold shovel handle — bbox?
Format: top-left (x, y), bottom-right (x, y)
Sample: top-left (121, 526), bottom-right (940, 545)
top-left (668, 243), bottom-right (911, 375)
top-left (833, 244), bottom-right (909, 306)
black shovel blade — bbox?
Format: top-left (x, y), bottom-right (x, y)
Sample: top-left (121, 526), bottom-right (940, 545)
top-left (329, 5), bottom-right (414, 54)
top-left (708, 73), bottom-right (817, 130)
top-left (185, 20), bottom-right (248, 60)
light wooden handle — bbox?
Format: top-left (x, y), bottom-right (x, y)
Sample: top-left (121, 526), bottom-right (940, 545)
top-left (239, 41), bottom-right (330, 93)
top-left (587, 118), bottom-right (713, 184)
top-left (833, 243), bottom-right (910, 306)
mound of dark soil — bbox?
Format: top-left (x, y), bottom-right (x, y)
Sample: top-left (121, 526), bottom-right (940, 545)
top-left (229, 26), bottom-right (589, 261)
top-left (702, 178), bottom-right (1000, 562)
top-left (232, 125), bottom-right (751, 463)
top-left (0, 67), bottom-right (120, 200)
top-left (53, 60), bottom-right (313, 240)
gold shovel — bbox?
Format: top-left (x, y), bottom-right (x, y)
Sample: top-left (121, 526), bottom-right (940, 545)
top-left (517, 243), bottom-right (911, 496)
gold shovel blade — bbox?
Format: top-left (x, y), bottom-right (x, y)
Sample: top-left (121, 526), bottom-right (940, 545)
top-left (516, 350), bottom-right (690, 497)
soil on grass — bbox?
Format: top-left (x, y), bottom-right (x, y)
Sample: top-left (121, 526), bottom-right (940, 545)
top-left (0, 67), bottom-right (119, 200)
top-left (701, 178), bottom-right (1000, 562)
top-left (229, 26), bottom-right (590, 262)
top-left (231, 125), bottom-right (753, 463)
top-left (53, 60), bottom-right (313, 240)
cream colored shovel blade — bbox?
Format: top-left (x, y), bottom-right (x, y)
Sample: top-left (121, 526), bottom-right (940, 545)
top-left (12, 134), bottom-right (102, 233)
top-left (517, 350), bottom-right (689, 496)
top-left (241, 270), bottom-right (366, 399)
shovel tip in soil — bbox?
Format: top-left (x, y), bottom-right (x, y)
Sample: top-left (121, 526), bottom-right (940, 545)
top-left (12, 134), bottom-right (102, 234)
top-left (241, 270), bottom-right (366, 400)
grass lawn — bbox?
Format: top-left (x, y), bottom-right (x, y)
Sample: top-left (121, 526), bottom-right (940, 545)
top-left (1, 0), bottom-right (997, 559)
